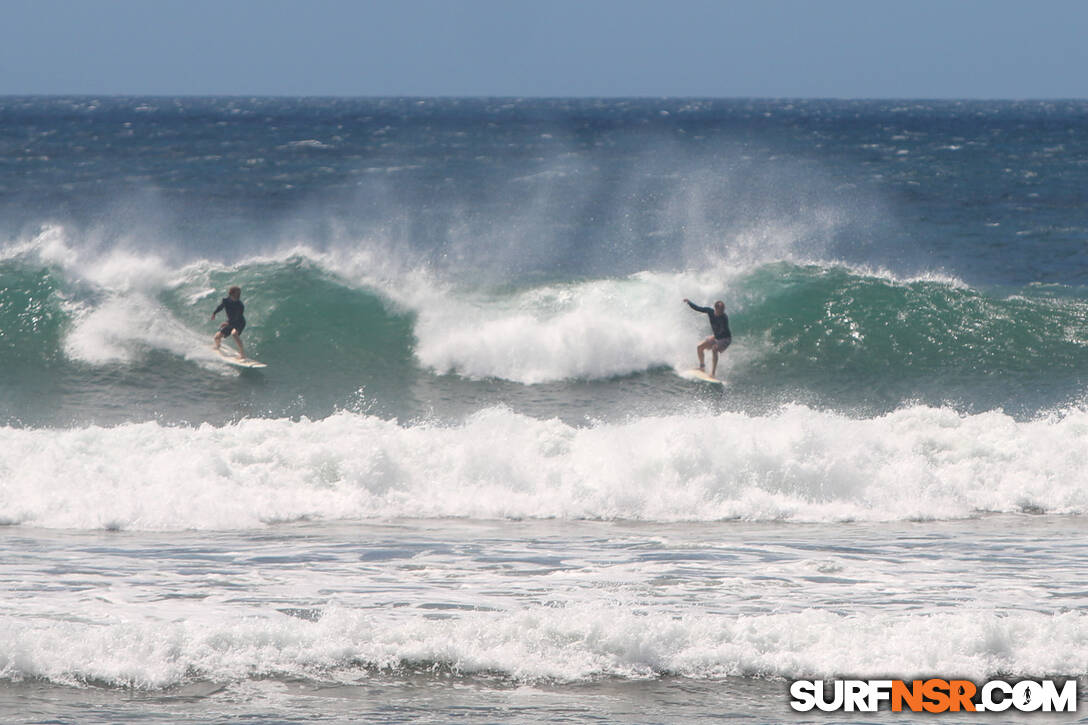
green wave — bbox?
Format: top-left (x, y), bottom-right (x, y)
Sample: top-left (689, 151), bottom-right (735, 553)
top-left (0, 262), bottom-right (66, 368)
top-left (4, 255), bottom-right (1088, 415)
top-left (737, 262), bottom-right (1088, 396)
top-left (170, 257), bottom-right (416, 371)
top-left (168, 257), bottom-right (421, 413)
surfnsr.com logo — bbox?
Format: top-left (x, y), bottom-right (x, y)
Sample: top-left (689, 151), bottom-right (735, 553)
top-left (789, 679), bottom-right (1077, 713)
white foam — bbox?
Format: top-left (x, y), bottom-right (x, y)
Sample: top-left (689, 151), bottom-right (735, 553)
top-left (412, 271), bottom-right (734, 383)
top-left (62, 293), bottom-right (214, 365)
top-left (3, 225), bottom-right (219, 366)
top-left (2, 603), bottom-right (1085, 687)
top-left (281, 139), bottom-right (333, 150)
top-left (3, 405), bottom-right (1088, 531)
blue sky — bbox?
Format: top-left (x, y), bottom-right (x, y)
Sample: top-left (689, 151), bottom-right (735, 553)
top-left (3, 0), bottom-right (1086, 98)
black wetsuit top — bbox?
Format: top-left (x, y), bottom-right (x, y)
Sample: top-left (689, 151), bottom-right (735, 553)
top-left (687, 301), bottom-right (731, 339)
top-left (214, 297), bottom-right (245, 332)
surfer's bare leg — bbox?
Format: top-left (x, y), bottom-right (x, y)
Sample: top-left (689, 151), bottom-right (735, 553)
top-left (213, 330), bottom-right (223, 350)
top-left (696, 336), bottom-right (714, 370)
top-left (711, 349), bottom-right (719, 378)
top-left (232, 331), bottom-right (245, 359)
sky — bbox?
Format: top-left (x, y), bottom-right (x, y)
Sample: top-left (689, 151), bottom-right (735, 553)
top-left (2, 0), bottom-right (1087, 98)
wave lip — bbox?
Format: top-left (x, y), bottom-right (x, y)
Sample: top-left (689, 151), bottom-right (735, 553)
top-left (3, 405), bottom-right (1087, 531)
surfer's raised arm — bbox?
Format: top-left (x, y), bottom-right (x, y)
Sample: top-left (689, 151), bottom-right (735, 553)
top-left (684, 298), bottom-right (712, 314)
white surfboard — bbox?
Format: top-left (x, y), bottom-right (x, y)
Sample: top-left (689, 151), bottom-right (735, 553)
top-left (214, 347), bottom-right (267, 369)
top-left (676, 368), bottom-right (723, 385)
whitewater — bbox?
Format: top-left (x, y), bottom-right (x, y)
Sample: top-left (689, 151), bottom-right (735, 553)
top-left (4, 405), bottom-right (1088, 531)
top-left (2, 97), bottom-right (1088, 722)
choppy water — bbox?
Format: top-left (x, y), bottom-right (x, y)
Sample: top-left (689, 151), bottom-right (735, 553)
top-left (2, 97), bottom-right (1088, 723)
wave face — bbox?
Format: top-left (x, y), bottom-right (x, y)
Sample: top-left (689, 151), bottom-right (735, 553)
top-left (3, 224), bottom-right (1087, 425)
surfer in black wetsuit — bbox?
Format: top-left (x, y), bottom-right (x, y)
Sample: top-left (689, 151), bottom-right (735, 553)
top-left (684, 298), bottom-right (731, 378)
top-left (212, 286), bottom-right (247, 359)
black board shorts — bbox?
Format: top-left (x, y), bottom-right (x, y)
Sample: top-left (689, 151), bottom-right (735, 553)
top-left (219, 320), bottom-right (245, 336)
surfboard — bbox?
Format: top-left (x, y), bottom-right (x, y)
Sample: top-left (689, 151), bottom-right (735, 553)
top-left (214, 347), bottom-right (267, 369)
top-left (677, 368), bottom-right (723, 385)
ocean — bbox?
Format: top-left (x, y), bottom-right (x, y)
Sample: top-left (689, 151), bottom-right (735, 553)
top-left (2, 96), bottom-right (1088, 723)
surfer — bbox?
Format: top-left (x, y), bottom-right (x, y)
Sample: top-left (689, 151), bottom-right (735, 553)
top-left (684, 298), bottom-right (731, 377)
top-left (212, 286), bottom-right (246, 359)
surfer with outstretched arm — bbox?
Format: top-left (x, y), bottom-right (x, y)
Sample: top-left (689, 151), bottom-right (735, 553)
top-left (684, 298), bottom-right (731, 378)
top-left (212, 286), bottom-right (246, 360)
